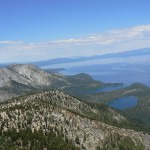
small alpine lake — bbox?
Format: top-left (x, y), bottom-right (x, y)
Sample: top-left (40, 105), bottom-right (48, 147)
top-left (108, 96), bottom-right (138, 110)
top-left (79, 85), bottom-right (124, 94)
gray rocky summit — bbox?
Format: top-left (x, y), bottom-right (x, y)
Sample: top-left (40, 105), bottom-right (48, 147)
top-left (0, 64), bottom-right (66, 102)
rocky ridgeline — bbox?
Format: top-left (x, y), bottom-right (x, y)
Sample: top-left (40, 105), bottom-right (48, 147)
top-left (0, 64), bottom-right (67, 102)
top-left (0, 90), bottom-right (149, 150)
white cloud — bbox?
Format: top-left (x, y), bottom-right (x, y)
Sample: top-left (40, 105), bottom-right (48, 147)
top-left (0, 41), bottom-right (23, 44)
top-left (0, 25), bottom-right (150, 63)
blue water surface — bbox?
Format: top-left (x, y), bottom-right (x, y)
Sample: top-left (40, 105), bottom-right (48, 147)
top-left (80, 85), bottom-right (124, 94)
top-left (108, 96), bottom-right (138, 110)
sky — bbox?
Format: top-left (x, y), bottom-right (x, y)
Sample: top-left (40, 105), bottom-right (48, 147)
top-left (0, 0), bottom-right (150, 63)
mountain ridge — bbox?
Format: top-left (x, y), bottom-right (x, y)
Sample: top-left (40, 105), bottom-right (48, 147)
top-left (0, 90), bottom-right (150, 149)
top-left (31, 48), bottom-right (150, 67)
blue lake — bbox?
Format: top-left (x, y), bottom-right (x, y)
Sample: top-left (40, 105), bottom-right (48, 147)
top-left (108, 96), bottom-right (138, 110)
top-left (80, 85), bottom-right (124, 94)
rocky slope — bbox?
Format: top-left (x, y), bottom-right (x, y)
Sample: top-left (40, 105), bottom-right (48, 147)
top-left (0, 90), bottom-right (150, 150)
top-left (0, 64), bottom-right (67, 102)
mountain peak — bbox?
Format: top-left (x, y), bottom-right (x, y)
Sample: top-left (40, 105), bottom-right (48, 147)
top-left (129, 82), bottom-right (149, 90)
top-left (8, 64), bottom-right (41, 71)
top-left (0, 64), bottom-right (56, 101)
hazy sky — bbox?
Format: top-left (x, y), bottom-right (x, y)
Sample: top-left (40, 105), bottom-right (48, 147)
top-left (0, 0), bottom-right (150, 63)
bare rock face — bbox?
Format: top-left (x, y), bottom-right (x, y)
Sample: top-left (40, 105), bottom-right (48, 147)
top-left (0, 64), bottom-right (66, 102)
top-left (0, 68), bottom-right (17, 87)
top-left (8, 64), bottom-right (53, 86)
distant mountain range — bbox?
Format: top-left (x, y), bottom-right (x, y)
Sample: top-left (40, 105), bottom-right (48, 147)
top-left (0, 48), bottom-right (150, 69)
top-left (31, 48), bottom-right (150, 67)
